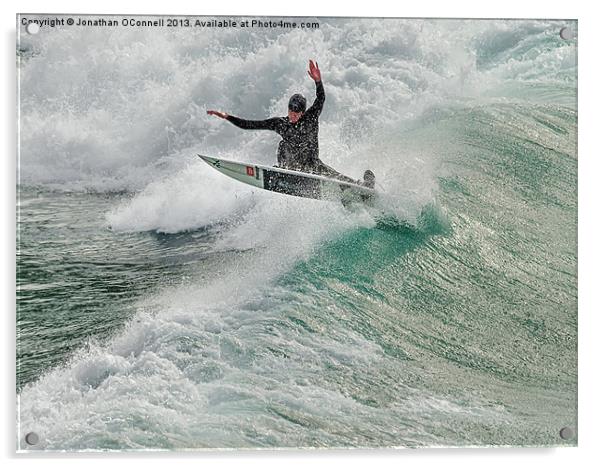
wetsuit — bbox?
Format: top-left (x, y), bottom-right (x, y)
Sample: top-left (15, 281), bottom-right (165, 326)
top-left (226, 81), bottom-right (354, 182)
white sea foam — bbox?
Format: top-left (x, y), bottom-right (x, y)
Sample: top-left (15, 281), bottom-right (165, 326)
top-left (105, 161), bottom-right (255, 233)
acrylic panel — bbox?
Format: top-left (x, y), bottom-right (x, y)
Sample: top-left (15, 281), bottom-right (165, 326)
top-left (16, 14), bottom-right (577, 451)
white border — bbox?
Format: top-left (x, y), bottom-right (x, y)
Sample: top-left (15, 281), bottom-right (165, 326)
top-left (3, 1), bottom-right (599, 466)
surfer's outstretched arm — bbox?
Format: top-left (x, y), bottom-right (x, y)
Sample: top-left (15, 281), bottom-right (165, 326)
top-left (225, 115), bottom-right (281, 131)
top-left (207, 110), bottom-right (280, 131)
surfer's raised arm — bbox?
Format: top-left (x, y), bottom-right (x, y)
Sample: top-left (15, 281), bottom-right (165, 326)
top-left (304, 60), bottom-right (325, 118)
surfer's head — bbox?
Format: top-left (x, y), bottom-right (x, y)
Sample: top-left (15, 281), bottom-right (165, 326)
top-left (363, 170), bottom-right (376, 189)
top-left (288, 94), bottom-right (306, 123)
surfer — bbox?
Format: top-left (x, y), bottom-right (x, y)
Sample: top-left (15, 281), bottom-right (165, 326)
top-left (207, 60), bottom-right (374, 188)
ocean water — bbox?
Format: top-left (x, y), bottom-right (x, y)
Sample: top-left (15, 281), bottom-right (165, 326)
top-left (16, 17), bottom-right (577, 450)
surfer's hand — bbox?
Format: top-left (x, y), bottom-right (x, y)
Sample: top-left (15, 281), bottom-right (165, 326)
top-left (308, 60), bottom-right (321, 82)
top-left (207, 110), bottom-right (228, 119)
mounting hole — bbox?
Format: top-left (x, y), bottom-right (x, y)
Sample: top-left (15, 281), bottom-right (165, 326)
top-left (559, 426), bottom-right (574, 440)
top-left (25, 22), bottom-right (40, 35)
top-left (25, 432), bottom-right (39, 446)
top-left (559, 27), bottom-right (573, 40)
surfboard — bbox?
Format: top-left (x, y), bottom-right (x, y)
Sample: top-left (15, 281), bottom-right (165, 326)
top-left (198, 154), bottom-right (376, 204)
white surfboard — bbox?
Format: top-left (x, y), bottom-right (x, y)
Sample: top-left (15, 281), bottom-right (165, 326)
top-left (198, 155), bottom-right (375, 204)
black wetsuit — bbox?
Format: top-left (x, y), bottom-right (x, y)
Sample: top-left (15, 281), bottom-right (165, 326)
top-left (226, 81), bottom-right (354, 182)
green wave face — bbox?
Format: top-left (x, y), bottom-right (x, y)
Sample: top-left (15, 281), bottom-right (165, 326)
top-left (268, 98), bottom-right (577, 446)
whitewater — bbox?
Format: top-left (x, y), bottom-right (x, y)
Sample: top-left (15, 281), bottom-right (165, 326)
top-left (17, 17), bottom-right (577, 450)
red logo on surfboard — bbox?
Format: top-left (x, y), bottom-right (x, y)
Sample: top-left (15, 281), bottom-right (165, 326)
top-left (246, 166), bottom-right (255, 176)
